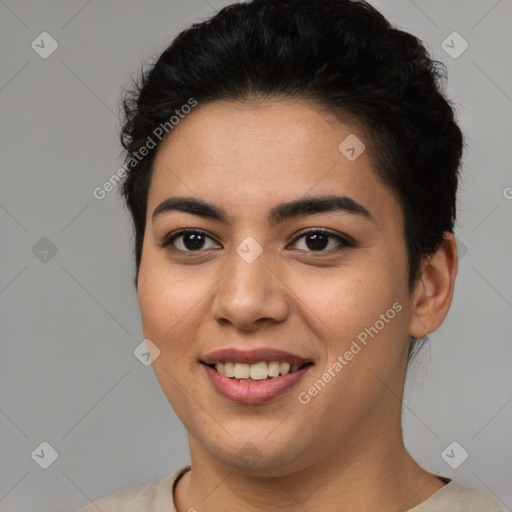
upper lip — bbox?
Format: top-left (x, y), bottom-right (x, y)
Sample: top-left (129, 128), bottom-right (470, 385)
top-left (201, 348), bottom-right (312, 365)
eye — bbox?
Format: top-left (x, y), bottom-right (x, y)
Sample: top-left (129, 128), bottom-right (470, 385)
top-left (289, 229), bottom-right (354, 252)
top-left (160, 228), bottom-right (354, 254)
top-left (161, 229), bottom-right (220, 252)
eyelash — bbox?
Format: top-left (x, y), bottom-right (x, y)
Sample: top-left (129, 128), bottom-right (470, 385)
top-left (160, 228), bottom-right (355, 254)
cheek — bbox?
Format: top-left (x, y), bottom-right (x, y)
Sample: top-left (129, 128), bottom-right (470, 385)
top-left (136, 260), bottom-right (209, 420)
top-left (287, 255), bottom-right (404, 343)
top-left (136, 257), bottom-right (209, 352)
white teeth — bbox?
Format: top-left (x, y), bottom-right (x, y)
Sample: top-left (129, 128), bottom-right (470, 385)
top-left (233, 363), bottom-right (250, 379)
top-left (249, 362), bottom-right (268, 380)
top-left (268, 361), bottom-right (280, 377)
top-left (224, 361), bottom-right (235, 378)
top-left (279, 362), bottom-right (291, 375)
top-left (214, 360), bottom-right (305, 380)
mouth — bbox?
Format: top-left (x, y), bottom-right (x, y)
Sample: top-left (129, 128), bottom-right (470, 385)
top-left (204, 360), bottom-right (313, 381)
top-left (200, 348), bottom-right (314, 403)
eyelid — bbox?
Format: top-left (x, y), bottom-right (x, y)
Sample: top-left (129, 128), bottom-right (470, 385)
top-left (160, 227), bottom-right (354, 253)
top-left (289, 228), bottom-right (355, 247)
top-left (160, 228), bottom-right (221, 250)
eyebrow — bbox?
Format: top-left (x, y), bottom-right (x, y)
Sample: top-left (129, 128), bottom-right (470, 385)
top-left (152, 195), bottom-right (375, 225)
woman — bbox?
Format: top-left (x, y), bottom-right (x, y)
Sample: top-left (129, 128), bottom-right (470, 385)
top-left (80, 0), bottom-right (502, 510)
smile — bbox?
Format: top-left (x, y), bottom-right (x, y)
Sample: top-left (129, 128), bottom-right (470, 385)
top-left (201, 348), bottom-right (314, 403)
top-left (211, 361), bottom-right (309, 381)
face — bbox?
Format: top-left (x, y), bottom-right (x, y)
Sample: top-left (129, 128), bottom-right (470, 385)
top-left (137, 99), bottom-right (416, 476)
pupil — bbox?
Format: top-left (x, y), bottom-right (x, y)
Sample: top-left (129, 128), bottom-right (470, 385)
top-left (184, 233), bottom-right (205, 250)
top-left (306, 233), bottom-right (328, 251)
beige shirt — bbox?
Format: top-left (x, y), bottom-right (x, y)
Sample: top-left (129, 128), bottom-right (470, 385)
top-left (79, 466), bottom-right (502, 511)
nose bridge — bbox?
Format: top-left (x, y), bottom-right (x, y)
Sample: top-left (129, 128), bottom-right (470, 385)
top-left (211, 237), bottom-right (289, 328)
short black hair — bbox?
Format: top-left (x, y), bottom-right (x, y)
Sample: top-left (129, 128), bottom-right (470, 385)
top-left (120, 0), bottom-right (463, 296)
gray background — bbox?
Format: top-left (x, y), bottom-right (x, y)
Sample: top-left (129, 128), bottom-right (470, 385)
top-left (0, 0), bottom-right (511, 510)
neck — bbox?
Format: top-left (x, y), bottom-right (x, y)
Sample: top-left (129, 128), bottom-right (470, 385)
top-left (174, 416), bottom-right (444, 512)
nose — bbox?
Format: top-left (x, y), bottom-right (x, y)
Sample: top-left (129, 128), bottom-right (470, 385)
top-left (211, 245), bottom-right (290, 332)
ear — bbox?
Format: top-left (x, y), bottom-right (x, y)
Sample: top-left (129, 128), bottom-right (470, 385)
top-left (409, 232), bottom-right (458, 338)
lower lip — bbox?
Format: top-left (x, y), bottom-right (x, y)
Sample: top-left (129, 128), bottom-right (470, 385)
top-left (202, 364), bottom-right (311, 404)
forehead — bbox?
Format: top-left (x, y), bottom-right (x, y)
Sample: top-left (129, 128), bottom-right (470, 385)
top-left (148, 99), bottom-right (402, 228)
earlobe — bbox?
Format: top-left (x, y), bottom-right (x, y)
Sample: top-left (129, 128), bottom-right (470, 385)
top-left (409, 232), bottom-right (458, 338)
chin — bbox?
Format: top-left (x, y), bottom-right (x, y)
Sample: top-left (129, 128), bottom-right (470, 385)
top-left (201, 434), bottom-right (313, 477)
